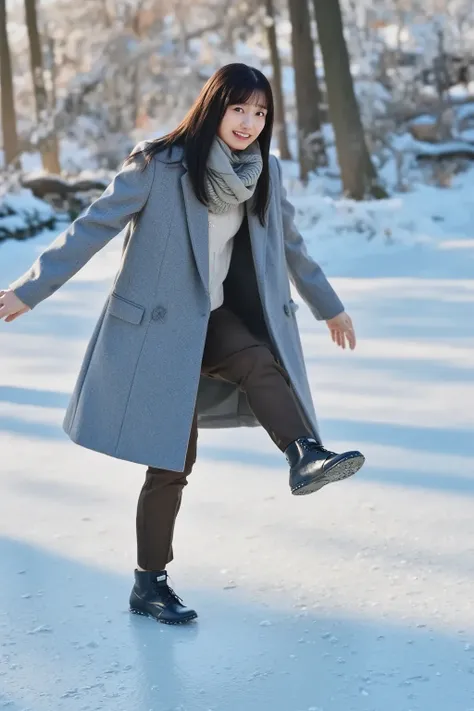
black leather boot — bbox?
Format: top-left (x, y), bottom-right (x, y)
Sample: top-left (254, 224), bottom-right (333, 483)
top-left (129, 570), bottom-right (197, 625)
top-left (285, 437), bottom-right (365, 496)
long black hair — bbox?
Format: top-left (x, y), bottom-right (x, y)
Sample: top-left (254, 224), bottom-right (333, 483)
top-left (126, 63), bottom-right (274, 226)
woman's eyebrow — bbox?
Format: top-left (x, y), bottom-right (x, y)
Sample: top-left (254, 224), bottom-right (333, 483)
top-left (231, 101), bottom-right (267, 110)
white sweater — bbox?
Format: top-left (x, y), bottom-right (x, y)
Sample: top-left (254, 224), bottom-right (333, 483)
top-left (208, 203), bottom-right (245, 311)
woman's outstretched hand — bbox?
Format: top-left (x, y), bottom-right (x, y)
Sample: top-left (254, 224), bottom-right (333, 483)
top-left (326, 311), bottom-right (356, 350)
top-left (0, 290), bottom-right (30, 322)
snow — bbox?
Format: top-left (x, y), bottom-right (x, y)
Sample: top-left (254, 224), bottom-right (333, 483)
top-left (377, 24), bottom-right (412, 50)
top-left (1, 163), bottom-right (474, 710)
top-left (458, 128), bottom-right (474, 142)
top-left (1, 138), bottom-right (106, 174)
top-left (449, 82), bottom-right (474, 100)
top-left (412, 140), bottom-right (474, 156)
top-left (410, 114), bottom-right (436, 126)
top-left (0, 190), bottom-right (56, 240)
top-left (454, 102), bottom-right (474, 122)
top-left (1, 191), bottom-right (54, 222)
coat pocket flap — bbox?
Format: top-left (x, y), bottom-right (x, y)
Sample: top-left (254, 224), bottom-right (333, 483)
top-left (108, 292), bottom-right (145, 325)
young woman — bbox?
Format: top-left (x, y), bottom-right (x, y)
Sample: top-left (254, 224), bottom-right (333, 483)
top-left (0, 63), bottom-right (365, 626)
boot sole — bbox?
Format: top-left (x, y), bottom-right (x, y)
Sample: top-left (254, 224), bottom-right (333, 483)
top-left (291, 453), bottom-right (365, 496)
top-left (129, 607), bottom-right (198, 625)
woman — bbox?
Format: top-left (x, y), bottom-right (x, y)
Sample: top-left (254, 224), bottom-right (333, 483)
top-left (0, 63), bottom-right (365, 626)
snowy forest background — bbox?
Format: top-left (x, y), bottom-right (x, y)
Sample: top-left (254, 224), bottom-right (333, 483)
top-left (2, 0), bottom-right (474, 239)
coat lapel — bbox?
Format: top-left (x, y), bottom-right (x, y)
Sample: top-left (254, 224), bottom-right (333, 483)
top-left (180, 171), bottom-right (209, 293)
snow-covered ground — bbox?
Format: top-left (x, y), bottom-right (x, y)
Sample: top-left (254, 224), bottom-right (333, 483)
top-left (1, 166), bottom-right (474, 711)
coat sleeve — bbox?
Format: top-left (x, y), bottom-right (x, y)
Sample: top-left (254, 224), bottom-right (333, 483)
top-left (274, 155), bottom-right (344, 321)
top-left (8, 143), bottom-right (155, 309)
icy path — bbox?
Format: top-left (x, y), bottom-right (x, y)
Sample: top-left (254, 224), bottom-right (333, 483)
top-left (0, 222), bottom-right (473, 711)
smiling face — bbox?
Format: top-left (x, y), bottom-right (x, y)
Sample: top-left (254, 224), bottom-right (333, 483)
top-left (217, 93), bottom-right (268, 151)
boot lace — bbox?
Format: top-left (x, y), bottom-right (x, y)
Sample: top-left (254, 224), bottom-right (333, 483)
top-left (299, 438), bottom-right (328, 454)
top-left (165, 585), bottom-right (183, 605)
top-left (157, 575), bottom-right (183, 605)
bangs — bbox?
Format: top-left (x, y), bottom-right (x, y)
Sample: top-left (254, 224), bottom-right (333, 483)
top-left (226, 86), bottom-right (269, 111)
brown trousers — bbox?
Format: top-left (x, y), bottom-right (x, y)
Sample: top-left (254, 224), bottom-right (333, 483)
top-left (136, 305), bottom-right (313, 571)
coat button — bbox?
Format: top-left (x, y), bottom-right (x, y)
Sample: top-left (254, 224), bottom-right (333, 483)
top-left (151, 306), bottom-right (167, 321)
top-left (283, 303), bottom-right (291, 317)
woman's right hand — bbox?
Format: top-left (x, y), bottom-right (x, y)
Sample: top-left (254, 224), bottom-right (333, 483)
top-left (0, 289), bottom-right (31, 322)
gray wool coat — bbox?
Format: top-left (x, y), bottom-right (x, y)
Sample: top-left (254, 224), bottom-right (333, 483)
top-left (9, 141), bottom-right (344, 472)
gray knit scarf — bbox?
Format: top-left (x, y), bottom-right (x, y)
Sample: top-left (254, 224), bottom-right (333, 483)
top-left (205, 136), bottom-right (263, 215)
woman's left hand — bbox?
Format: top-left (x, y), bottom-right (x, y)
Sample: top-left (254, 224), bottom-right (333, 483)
top-left (326, 311), bottom-right (356, 350)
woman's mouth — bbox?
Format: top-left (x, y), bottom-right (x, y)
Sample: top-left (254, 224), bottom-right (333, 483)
top-left (233, 131), bottom-right (251, 140)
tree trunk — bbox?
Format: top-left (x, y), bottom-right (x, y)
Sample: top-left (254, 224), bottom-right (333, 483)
top-left (0, 0), bottom-right (20, 167)
top-left (24, 0), bottom-right (61, 173)
top-left (312, 0), bottom-right (386, 199)
top-left (287, 0), bottom-right (326, 182)
top-left (264, 0), bottom-right (291, 160)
